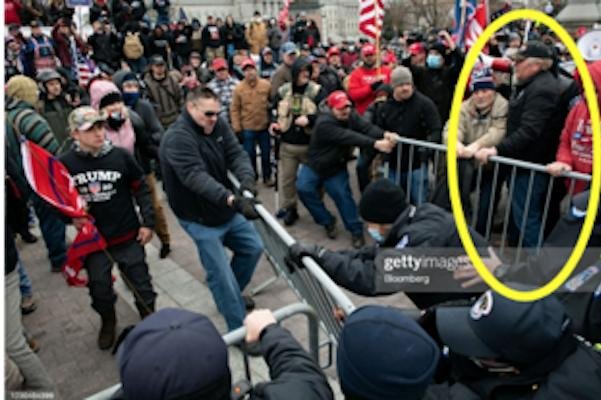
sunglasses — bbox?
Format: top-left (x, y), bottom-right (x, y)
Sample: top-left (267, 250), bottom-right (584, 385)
top-left (216, 68), bottom-right (228, 72)
top-left (203, 111), bottom-right (220, 118)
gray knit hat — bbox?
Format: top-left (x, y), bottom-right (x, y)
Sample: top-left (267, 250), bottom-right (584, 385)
top-left (390, 66), bottom-right (413, 87)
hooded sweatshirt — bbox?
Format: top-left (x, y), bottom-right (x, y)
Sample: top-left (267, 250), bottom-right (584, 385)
top-left (555, 60), bottom-right (601, 194)
top-left (89, 79), bottom-right (136, 155)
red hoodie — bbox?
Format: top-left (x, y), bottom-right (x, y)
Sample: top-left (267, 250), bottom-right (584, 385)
top-left (555, 60), bottom-right (601, 194)
top-left (347, 65), bottom-right (391, 115)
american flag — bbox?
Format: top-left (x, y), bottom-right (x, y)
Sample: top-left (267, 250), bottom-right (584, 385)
top-left (76, 55), bottom-right (97, 89)
top-left (359, 0), bottom-right (385, 40)
top-left (452, 1), bottom-right (488, 50)
top-left (464, 1), bottom-right (488, 50)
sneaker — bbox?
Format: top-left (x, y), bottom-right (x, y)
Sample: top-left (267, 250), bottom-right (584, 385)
top-left (325, 218), bottom-right (338, 239)
top-left (351, 234), bottom-right (365, 249)
top-left (21, 295), bottom-right (37, 315)
top-left (283, 208), bottom-right (299, 226)
top-left (159, 243), bottom-right (171, 259)
top-left (243, 295), bottom-right (255, 311)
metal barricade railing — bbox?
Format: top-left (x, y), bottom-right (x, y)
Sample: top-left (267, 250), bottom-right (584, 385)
top-left (383, 136), bottom-right (592, 263)
top-left (229, 172), bottom-right (357, 350)
top-left (84, 303), bottom-right (319, 400)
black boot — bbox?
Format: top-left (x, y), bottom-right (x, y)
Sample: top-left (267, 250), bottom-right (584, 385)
top-left (98, 308), bottom-right (116, 350)
top-left (137, 302), bottom-right (155, 319)
top-left (159, 243), bottom-right (171, 259)
top-left (283, 208), bottom-right (299, 226)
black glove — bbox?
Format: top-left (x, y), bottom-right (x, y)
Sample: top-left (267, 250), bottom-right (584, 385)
top-left (240, 179), bottom-right (258, 197)
top-left (232, 195), bottom-right (261, 220)
top-left (370, 80), bottom-right (384, 91)
top-left (287, 242), bottom-right (324, 267)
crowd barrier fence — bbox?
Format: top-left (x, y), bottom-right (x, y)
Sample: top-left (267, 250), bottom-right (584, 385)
top-left (382, 136), bottom-right (592, 263)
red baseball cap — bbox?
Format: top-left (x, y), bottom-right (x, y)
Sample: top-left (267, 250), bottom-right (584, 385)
top-left (327, 46), bottom-right (341, 57)
top-left (327, 90), bottom-right (352, 110)
top-left (409, 42), bottom-right (426, 56)
top-left (240, 58), bottom-right (256, 70)
top-left (211, 57), bottom-right (228, 71)
top-left (361, 44), bottom-right (377, 57)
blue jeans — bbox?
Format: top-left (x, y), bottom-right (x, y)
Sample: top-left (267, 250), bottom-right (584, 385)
top-left (178, 214), bottom-right (263, 331)
top-left (509, 171), bottom-right (549, 248)
top-left (297, 166), bottom-right (363, 236)
top-left (17, 260), bottom-right (33, 298)
top-left (126, 57), bottom-right (147, 75)
top-left (242, 130), bottom-right (272, 181)
top-left (389, 163), bottom-right (429, 205)
top-left (31, 195), bottom-right (66, 270)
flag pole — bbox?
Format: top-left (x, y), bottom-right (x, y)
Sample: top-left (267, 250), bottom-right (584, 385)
top-left (375, 0), bottom-right (381, 75)
top-left (459, 0), bottom-right (467, 48)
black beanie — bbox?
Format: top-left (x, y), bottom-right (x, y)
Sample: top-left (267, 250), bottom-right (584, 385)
top-left (359, 179), bottom-right (408, 224)
top-left (99, 91), bottom-right (123, 109)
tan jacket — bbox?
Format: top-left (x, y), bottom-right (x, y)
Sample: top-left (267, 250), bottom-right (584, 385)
top-left (245, 21), bottom-right (268, 55)
top-left (443, 92), bottom-right (508, 147)
top-left (230, 78), bottom-right (271, 132)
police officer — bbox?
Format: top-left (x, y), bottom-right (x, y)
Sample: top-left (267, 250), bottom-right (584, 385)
top-left (434, 288), bottom-right (601, 399)
top-left (289, 178), bottom-right (496, 309)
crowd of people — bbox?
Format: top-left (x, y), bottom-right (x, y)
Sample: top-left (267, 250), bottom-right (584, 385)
top-left (5, 1), bottom-right (601, 399)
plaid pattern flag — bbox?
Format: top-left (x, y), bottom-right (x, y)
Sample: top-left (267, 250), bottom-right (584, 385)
top-left (359, 0), bottom-right (385, 39)
top-left (20, 139), bottom-right (106, 287)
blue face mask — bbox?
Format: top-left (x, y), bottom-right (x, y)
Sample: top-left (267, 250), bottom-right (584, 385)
top-left (426, 54), bottom-right (443, 69)
top-left (367, 227), bottom-right (385, 243)
top-left (122, 91), bottom-right (140, 107)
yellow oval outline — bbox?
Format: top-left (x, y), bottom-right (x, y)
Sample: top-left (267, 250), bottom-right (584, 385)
top-left (447, 9), bottom-right (601, 302)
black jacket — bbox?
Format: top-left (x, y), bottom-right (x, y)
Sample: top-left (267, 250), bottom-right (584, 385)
top-left (250, 325), bottom-right (333, 399)
top-left (317, 65), bottom-right (342, 95)
top-left (439, 339), bottom-right (601, 400)
top-left (110, 324), bottom-right (333, 400)
top-left (160, 110), bottom-right (255, 226)
top-left (496, 70), bottom-right (561, 164)
top-left (406, 48), bottom-right (463, 123)
top-left (60, 145), bottom-right (154, 245)
top-left (315, 203), bottom-right (489, 308)
top-left (372, 92), bottom-right (442, 170)
top-left (308, 106), bottom-right (384, 178)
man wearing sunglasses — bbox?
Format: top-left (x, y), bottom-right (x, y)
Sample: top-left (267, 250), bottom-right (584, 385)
top-left (160, 88), bottom-right (264, 353)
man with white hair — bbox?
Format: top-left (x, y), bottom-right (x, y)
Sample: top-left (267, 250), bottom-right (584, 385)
top-left (475, 41), bottom-right (561, 249)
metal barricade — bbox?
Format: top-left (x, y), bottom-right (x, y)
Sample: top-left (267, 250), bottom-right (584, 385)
top-left (229, 172), bottom-right (357, 348)
top-left (84, 303), bottom-right (320, 400)
top-left (383, 136), bottom-right (592, 262)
